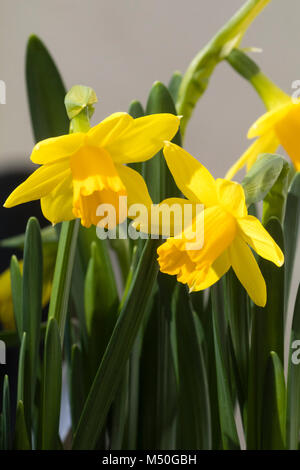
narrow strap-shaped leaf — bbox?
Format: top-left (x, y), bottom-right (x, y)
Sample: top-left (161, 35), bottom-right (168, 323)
top-left (17, 332), bottom-right (27, 405)
top-left (70, 344), bottom-right (86, 433)
top-left (1, 375), bottom-right (11, 450)
top-left (109, 236), bottom-right (131, 286)
top-left (0, 225), bottom-right (57, 250)
top-left (16, 332), bottom-right (31, 444)
top-left (126, 332), bottom-right (143, 450)
top-left (261, 352), bottom-right (286, 449)
top-left (286, 284), bottom-right (300, 449)
top-left (247, 217), bottom-right (284, 449)
top-left (110, 365), bottom-right (129, 450)
top-left (0, 323), bottom-right (46, 349)
top-left (211, 285), bottom-right (239, 450)
top-left (75, 226), bottom-right (117, 349)
top-left (138, 285), bottom-right (177, 450)
top-left (26, 35), bottom-right (68, 141)
top-left (284, 172), bottom-right (300, 310)
top-left (41, 318), bottom-right (62, 450)
top-left (10, 255), bottom-right (23, 340)
top-left (48, 219), bottom-right (80, 344)
top-left (84, 241), bottom-right (119, 382)
top-left (73, 238), bottom-right (160, 450)
top-left (174, 285), bottom-right (211, 450)
top-left (225, 269), bottom-right (249, 410)
top-left (14, 401), bottom-right (31, 450)
top-left (22, 217), bottom-right (43, 418)
top-left (168, 71), bottom-right (183, 104)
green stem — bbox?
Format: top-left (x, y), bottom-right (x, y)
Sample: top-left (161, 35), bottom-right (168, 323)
top-left (176, 0), bottom-right (271, 136)
top-left (48, 219), bottom-right (80, 344)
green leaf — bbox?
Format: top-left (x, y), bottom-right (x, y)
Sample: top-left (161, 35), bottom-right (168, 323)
top-left (128, 100), bottom-right (144, 119)
top-left (41, 318), bottom-right (62, 450)
top-left (168, 71), bottom-right (183, 104)
top-left (286, 284), bottom-right (300, 449)
top-left (73, 238), bottom-right (160, 450)
top-left (174, 285), bottom-right (211, 449)
top-left (109, 234), bottom-right (131, 286)
top-left (17, 332), bottom-right (27, 404)
top-left (70, 344), bottom-right (86, 432)
top-left (247, 217), bottom-right (284, 449)
top-left (22, 217), bottom-right (43, 415)
top-left (1, 376), bottom-right (11, 450)
top-left (0, 225), bottom-right (57, 250)
top-left (110, 366), bottom-right (129, 450)
top-left (261, 352), bottom-right (286, 449)
top-left (14, 401), bottom-right (31, 450)
top-left (10, 255), bottom-right (23, 340)
top-left (241, 153), bottom-right (286, 207)
top-left (225, 269), bottom-right (249, 410)
top-left (84, 241), bottom-right (119, 381)
top-left (26, 35), bottom-right (68, 141)
top-left (16, 332), bottom-right (31, 446)
top-left (126, 332), bottom-right (143, 450)
top-left (0, 323), bottom-right (46, 349)
top-left (48, 219), bottom-right (80, 344)
top-left (284, 172), bottom-right (300, 309)
top-left (138, 281), bottom-right (177, 450)
top-left (211, 286), bottom-right (239, 450)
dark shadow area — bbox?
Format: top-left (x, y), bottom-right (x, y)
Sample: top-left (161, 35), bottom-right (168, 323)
top-left (0, 168), bottom-right (48, 424)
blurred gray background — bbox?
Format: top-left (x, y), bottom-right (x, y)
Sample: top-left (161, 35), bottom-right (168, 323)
top-left (0, 0), bottom-right (299, 315)
top-left (2, 0), bottom-right (300, 174)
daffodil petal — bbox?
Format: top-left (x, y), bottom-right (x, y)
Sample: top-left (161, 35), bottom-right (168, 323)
top-left (87, 112), bottom-right (133, 148)
top-left (190, 250), bottom-right (231, 291)
top-left (147, 197), bottom-right (198, 238)
top-left (40, 171), bottom-right (74, 224)
top-left (31, 133), bottom-right (85, 164)
top-left (274, 103), bottom-right (300, 171)
top-left (106, 114), bottom-right (180, 164)
top-left (225, 130), bottom-right (279, 180)
top-left (248, 100), bottom-right (293, 139)
top-left (163, 142), bottom-right (218, 206)
top-left (229, 236), bottom-right (266, 307)
top-left (4, 160), bottom-right (70, 208)
top-left (238, 215), bottom-right (284, 267)
top-left (116, 164), bottom-right (152, 209)
top-left (216, 179), bottom-right (247, 218)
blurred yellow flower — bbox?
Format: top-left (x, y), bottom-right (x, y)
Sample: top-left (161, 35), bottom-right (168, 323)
top-left (4, 112), bottom-right (180, 228)
top-left (158, 142), bottom-right (284, 307)
top-left (0, 255), bottom-right (53, 331)
top-left (226, 93), bottom-right (300, 179)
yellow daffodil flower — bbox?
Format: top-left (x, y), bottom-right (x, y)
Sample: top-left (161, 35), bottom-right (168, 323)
top-left (226, 92), bottom-right (300, 179)
top-left (158, 142), bottom-right (284, 306)
top-left (0, 255), bottom-right (53, 330)
top-left (4, 112), bottom-right (180, 227)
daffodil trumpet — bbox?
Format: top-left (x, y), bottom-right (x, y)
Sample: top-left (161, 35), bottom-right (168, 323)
top-left (156, 142), bottom-right (284, 307)
top-left (4, 112), bottom-right (180, 228)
